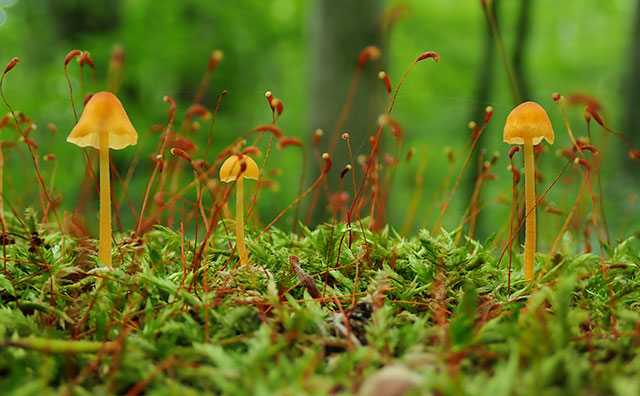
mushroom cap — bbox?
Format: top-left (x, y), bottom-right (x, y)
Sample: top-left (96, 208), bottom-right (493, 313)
top-left (219, 154), bottom-right (260, 182)
top-left (67, 91), bottom-right (138, 150)
top-left (503, 101), bottom-right (554, 145)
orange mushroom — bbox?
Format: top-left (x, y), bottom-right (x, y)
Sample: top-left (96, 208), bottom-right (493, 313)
top-left (503, 101), bottom-right (554, 282)
top-left (67, 91), bottom-right (137, 267)
top-left (219, 154), bottom-right (259, 266)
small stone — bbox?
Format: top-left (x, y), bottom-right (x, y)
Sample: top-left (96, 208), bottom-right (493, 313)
top-left (359, 364), bottom-right (421, 396)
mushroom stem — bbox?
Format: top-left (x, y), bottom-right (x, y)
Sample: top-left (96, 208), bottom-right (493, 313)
top-left (523, 137), bottom-right (535, 281)
top-left (235, 177), bottom-right (248, 266)
top-left (99, 133), bottom-right (112, 267)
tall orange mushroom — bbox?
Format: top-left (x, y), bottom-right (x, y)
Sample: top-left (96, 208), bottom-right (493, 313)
top-left (503, 101), bottom-right (554, 282)
top-left (219, 154), bottom-right (259, 266)
top-left (67, 92), bottom-right (137, 267)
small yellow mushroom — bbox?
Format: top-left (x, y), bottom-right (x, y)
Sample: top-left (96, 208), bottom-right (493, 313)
top-left (67, 92), bottom-right (137, 267)
top-left (219, 154), bottom-right (259, 266)
top-left (503, 101), bottom-right (554, 282)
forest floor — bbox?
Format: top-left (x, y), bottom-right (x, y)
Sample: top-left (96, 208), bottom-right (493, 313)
top-left (1, 215), bottom-right (639, 396)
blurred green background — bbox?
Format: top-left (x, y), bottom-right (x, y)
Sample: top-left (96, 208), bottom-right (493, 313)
top-left (0, 0), bottom-right (638, 247)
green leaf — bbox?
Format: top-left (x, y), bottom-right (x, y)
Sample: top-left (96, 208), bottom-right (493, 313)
top-left (450, 281), bottom-right (477, 348)
top-left (0, 275), bottom-right (15, 295)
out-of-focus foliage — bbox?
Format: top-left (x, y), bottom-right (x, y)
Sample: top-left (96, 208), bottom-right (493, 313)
top-left (0, 0), bottom-right (637, 241)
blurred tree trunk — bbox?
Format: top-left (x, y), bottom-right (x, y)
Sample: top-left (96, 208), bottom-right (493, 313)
top-left (512, 0), bottom-right (532, 101)
top-left (307, 0), bottom-right (384, 225)
top-left (465, 1), bottom-right (496, 239)
top-left (467, 0), bottom-right (532, 240)
top-left (624, 0), bottom-right (640, 153)
top-left (469, 1), bottom-right (497, 135)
